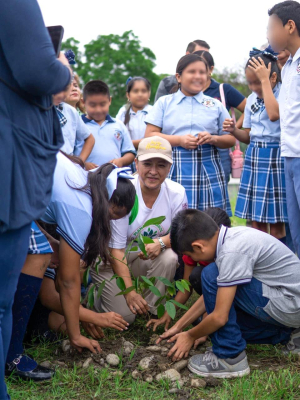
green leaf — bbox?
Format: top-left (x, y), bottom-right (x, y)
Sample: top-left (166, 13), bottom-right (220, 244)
top-left (116, 277), bottom-right (126, 291)
top-left (83, 266), bottom-right (90, 288)
top-left (157, 277), bottom-right (173, 287)
top-left (97, 280), bottom-right (106, 299)
top-left (130, 246), bottom-right (138, 252)
top-left (149, 286), bottom-right (161, 297)
top-left (88, 285), bottom-right (95, 309)
top-left (142, 216), bottom-right (166, 229)
top-left (167, 286), bottom-right (176, 296)
top-left (157, 304), bottom-right (165, 318)
top-left (142, 236), bottom-right (155, 244)
top-left (137, 234), bottom-right (147, 257)
top-left (180, 279), bottom-right (191, 292)
top-left (176, 281), bottom-right (185, 293)
top-left (141, 275), bottom-right (154, 287)
top-left (134, 276), bottom-right (139, 292)
top-left (116, 286), bottom-right (135, 296)
top-left (165, 301), bottom-right (176, 319)
top-left (110, 274), bottom-right (119, 281)
top-left (169, 299), bottom-right (189, 310)
top-left (149, 277), bottom-right (156, 285)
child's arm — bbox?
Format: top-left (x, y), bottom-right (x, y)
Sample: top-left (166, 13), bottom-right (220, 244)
top-left (132, 139), bottom-right (142, 150)
top-left (78, 134), bottom-right (95, 162)
top-left (110, 152), bottom-right (135, 168)
top-left (248, 57), bottom-right (279, 122)
top-left (223, 118), bottom-right (251, 144)
top-left (146, 263), bottom-right (194, 332)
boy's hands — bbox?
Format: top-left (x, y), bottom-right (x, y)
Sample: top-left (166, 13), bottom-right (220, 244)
top-left (125, 291), bottom-right (149, 315)
top-left (223, 118), bottom-right (236, 133)
top-left (166, 331), bottom-right (194, 361)
top-left (156, 324), bottom-right (182, 344)
top-left (81, 322), bottom-right (105, 340)
top-left (146, 312), bottom-right (172, 332)
top-left (248, 56), bottom-right (271, 83)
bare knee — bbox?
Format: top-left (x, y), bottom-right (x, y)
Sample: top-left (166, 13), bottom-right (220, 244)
top-left (270, 223), bottom-right (286, 239)
top-left (48, 312), bottom-right (66, 333)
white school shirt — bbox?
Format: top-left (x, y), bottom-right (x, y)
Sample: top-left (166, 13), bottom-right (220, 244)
top-left (42, 152), bottom-right (92, 254)
top-left (116, 104), bottom-right (153, 141)
top-left (279, 47), bottom-right (300, 157)
top-left (60, 102), bottom-right (91, 155)
top-left (109, 175), bottom-right (188, 250)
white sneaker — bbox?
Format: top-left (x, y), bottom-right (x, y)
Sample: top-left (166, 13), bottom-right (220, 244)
top-left (282, 328), bottom-right (300, 355)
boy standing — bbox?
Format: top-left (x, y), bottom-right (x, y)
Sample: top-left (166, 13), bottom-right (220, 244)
top-left (75, 80), bottom-right (136, 167)
top-left (268, 1), bottom-right (300, 255)
top-left (158, 210), bottom-right (300, 378)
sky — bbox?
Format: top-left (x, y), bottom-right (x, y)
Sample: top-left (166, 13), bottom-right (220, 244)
top-left (38, 0), bottom-right (277, 75)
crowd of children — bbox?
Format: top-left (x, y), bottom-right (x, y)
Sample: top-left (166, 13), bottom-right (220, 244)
top-left (1, 0), bottom-right (300, 396)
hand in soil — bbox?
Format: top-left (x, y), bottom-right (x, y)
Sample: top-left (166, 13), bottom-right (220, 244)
top-left (146, 312), bottom-right (171, 332)
top-left (95, 312), bottom-right (129, 331)
top-left (167, 332), bottom-right (194, 362)
top-left (70, 334), bottom-right (101, 354)
top-left (156, 325), bottom-right (182, 344)
top-left (125, 291), bottom-right (149, 315)
top-left (193, 336), bottom-right (208, 349)
top-left (81, 321), bottom-right (105, 339)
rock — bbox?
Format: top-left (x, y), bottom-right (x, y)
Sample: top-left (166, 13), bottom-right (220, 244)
top-left (132, 370), bottom-right (142, 379)
top-left (146, 345), bottom-right (162, 352)
top-left (190, 378), bottom-right (206, 388)
top-left (172, 360), bottom-right (188, 372)
top-left (106, 354), bottom-right (120, 367)
top-left (171, 379), bottom-right (185, 388)
top-left (156, 369), bottom-right (181, 382)
top-left (61, 339), bottom-right (71, 353)
top-left (40, 361), bottom-right (52, 369)
top-left (112, 371), bottom-right (123, 377)
top-left (144, 375), bottom-right (153, 383)
top-left (77, 361), bottom-right (83, 368)
top-left (123, 341), bottom-right (134, 355)
top-left (139, 356), bottom-right (154, 370)
top-left (99, 358), bottom-right (105, 366)
top-left (149, 334), bottom-right (159, 345)
top-left (158, 364), bottom-right (168, 372)
top-left (160, 347), bottom-right (169, 357)
top-left (54, 361), bottom-right (67, 367)
top-left (168, 388), bottom-right (180, 394)
top-left (82, 357), bottom-right (93, 369)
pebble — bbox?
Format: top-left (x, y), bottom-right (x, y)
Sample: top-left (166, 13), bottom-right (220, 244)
top-left (139, 356), bottom-right (154, 370)
top-left (168, 388), bottom-right (180, 394)
top-left (83, 357), bottom-right (93, 369)
top-left (99, 358), bottom-right (105, 366)
top-left (171, 379), bottom-right (185, 388)
top-left (123, 341), bottom-right (134, 355)
top-left (40, 361), bottom-right (52, 369)
top-left (149, 334), bottom-right (159, 344)
top-left (172, 359), bottom-right (188, 372)
top-left (54, 361), bottom-right (67, 367)
top-left (106, 354), bottom-right (120, 367)
top-left (144, 375), bottom-right (153, 383)
top-left (158, 364), bottom-right (168, 372)
top-left (190, 378), bottom-right (206, 388)
top-left (146, 345), bottom-right (162, 352)
top-left (132, 370), bottom-right (142, 379)
top-left (156, 369), bottom-right (181, 382)
top-left (112, 371), bottom-right (123, 377)
top-left (61, 339), bottom-right (71, 353)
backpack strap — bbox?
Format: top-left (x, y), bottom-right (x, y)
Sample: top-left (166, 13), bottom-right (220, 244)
top-left (219, 83), bottom-right (239, 149)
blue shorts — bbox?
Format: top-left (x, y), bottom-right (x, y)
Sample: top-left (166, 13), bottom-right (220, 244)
top-left (28, 222), bottom-right (53, 255)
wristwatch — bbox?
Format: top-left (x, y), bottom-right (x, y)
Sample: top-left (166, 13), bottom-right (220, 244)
top-left (158, 237), bottom-right (166, 252)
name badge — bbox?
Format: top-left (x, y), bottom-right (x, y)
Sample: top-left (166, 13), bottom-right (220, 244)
top-left (202, 99), bottom-right (215, 108)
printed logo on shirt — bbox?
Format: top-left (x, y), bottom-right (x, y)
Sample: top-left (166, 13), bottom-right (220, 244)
top-left (202, 99), bottom-right (215, 108)
top-left (114, 131), bottom-right (122, 140)
top-left (182, 202), bottom-right (188, 210)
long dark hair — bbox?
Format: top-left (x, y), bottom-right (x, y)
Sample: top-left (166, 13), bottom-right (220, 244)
top-left (124, 77), bottom-right (151, 129)
top-left (171, 54), bottom-right (209, 93)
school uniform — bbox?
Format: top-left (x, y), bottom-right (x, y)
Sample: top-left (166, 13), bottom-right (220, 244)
top-left (235, 84), bottom-right (288, 223)
top-left (204, 79), bottom-right (245, 182)
top-left (58, 103), bottom-right (91, 155)
top-left (279, 48), bottom-right (300, 255)
top-left (116, 104), bottom-right (153, 140)
top-left (75, 114), bottom-right (136, 165)
top-left (145, 90), bottom-right (232, 215)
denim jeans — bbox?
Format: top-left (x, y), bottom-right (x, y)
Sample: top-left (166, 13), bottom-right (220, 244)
top-left (0, 224), bottom-right (31, 399)
top-left (284, 157), bottom-right (300, 256)
top-left (201, 262), bottom-right (293, 359)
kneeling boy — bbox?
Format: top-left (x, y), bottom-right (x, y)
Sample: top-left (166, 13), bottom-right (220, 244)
top-left (158, 209), bottom-right (300, 378)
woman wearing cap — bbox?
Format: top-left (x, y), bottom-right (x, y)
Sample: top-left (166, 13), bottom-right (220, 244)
top-left (91, 136), bottom-right (188, 324)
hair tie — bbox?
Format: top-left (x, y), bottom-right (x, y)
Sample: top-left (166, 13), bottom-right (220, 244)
top-left (126, 77), bottom-right (133, 86)
top-left (64, 49), bottom-right (76, 65)
top-left (106, 166), bottom-right (134, 200)
top-left (249, 46), bottom-right (278, 61)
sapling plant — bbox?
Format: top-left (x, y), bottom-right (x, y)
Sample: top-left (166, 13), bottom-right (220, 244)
top-left (84, 216), bottom-right (191, 319)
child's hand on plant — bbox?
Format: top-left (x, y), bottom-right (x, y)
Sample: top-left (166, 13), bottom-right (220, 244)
top-left (146, 311), bottom-right (172, 332)
top-left (223, 118), bottom-right (236, 133)
top-left (81, 321), bottom-right (105, 340)
top-left (156, 324), bottom-right (182, 344)
top-left (125, 290), bottom-right (149, 315)
top-left (95, 312), bottom-right (129, 331)
top-left (144, 240), bottom-right (161, 260)
top-left (167, 331), bottom-right (194, 361)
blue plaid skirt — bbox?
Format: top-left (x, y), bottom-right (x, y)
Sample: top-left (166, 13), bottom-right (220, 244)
top-left (235, 141), bottom-right (288, 223)
top-left (28, 222), bottom-right (53, 254)
top-left (169, 144), bottom-right (232, 216)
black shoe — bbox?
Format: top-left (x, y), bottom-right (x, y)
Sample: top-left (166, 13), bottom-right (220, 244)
top-left (6, 355), bottom-right (55, 381)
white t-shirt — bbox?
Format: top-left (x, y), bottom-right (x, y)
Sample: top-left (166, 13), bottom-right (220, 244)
top-left (60, 102), bottom-right (91, 155)
top-left (116, 104), bottom-right (153, 141)
top-left (109, 175), bottom-right (188, 250)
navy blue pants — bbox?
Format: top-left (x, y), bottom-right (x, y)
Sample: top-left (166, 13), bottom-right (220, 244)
top-left (202, 263), bottom-right (293, 359)
top-left (0, 224), bottom-right (31, 399)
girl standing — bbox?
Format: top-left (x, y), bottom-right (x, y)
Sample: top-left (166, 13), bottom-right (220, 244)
top-left (145, 54), bottom-right (235, 214)
top-left (116, 77), bottom-right (152, 150)
top-left (223, 49), bottom-right (287, 241)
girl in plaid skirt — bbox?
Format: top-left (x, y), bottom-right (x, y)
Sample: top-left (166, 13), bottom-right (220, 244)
top-left (224, 48), bottom-right (288, 242)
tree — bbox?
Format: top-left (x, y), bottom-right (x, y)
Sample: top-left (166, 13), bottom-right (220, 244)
top-left (62, 31), bottom-right (161, 116)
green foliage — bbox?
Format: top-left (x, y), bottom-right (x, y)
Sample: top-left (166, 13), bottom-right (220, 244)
top-left (62, 31), bottom-right (161, 116)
